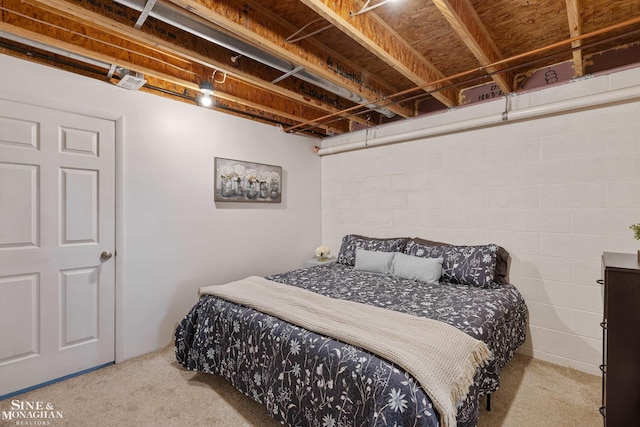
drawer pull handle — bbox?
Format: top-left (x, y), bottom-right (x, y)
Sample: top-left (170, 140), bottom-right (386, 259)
top-left (599, 364), bottom-right (606, 373)
top-left (600, 321), bottom-right (607, 329)
top-left (599, 406), bottom-right (606, 417)
top-left (596, 279), bottom-right (604, 285)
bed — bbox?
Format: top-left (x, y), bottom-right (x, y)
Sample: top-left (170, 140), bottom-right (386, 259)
top-left (175, 235), bottom-right (528, 427)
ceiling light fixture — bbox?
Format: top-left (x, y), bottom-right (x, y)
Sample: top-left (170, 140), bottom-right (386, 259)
top-left (198, 81), bottom-right (214, 107)
top-left (350, 0), bottom-right (399, 16)
top-left (197, 70), bottom-right (227, 108)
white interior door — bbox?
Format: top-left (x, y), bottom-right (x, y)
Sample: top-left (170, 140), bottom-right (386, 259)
top-left (0, 99), bottom-right (115, 396)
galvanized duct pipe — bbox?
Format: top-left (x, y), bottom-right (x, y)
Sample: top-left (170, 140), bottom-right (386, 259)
top-left (114, 0), bottom-right (396, 118)
top-left (0, 30), bottom-right (111, 70)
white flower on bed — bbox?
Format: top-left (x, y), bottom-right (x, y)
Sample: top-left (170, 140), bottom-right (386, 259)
top-left (388, 388), bottom-right (408, 413)
top-left (322, 414), bottom-right (336, 427)
top-left (289, 339), bottom-right (301, 355)
top-left (292, 362), bottom-right (301, 377)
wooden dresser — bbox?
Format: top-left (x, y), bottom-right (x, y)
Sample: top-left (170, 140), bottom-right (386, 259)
top-left (600, 252), bottom-right (640, 427)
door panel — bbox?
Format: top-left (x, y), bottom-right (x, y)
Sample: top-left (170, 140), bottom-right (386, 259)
top-left (60, 168), bottom-right (98, 244)
top-left (59, 126), bottom-right (99, 156)
top-left (0, 273), bottom-right (39, 363)
top-left (60, 267), bottom-right (100, 348)
top-left (0, 116), bottom-right (38, 149)
top-left (0, 99), bottom-right (115, 396)
top-left (0, 162), bottom-right (39, 248)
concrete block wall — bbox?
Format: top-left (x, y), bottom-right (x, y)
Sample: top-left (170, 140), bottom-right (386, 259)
top-left (320, 67), bottom-right (640, 374)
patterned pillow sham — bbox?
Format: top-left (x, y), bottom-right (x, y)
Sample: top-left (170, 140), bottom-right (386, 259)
top-left (405, 242), bottom-right (499, 288)
top-left (336, 234), bottom-right (408, 266)
top-left (405, 238), bottom-right (510, 284)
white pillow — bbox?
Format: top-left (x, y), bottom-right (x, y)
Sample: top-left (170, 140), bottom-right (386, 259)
top-left (392, 252), bottom-right (443, 284)
top-left (354, 248), bottom-right (395, 274)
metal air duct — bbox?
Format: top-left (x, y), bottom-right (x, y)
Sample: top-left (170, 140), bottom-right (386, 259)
top-left (113, 0), bottom-right (396, 118)
top-left (0, 30), bottom-right (111, 70)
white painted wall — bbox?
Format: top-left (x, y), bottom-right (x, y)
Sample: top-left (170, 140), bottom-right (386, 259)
top-left (0, 55), bottom-right (321, 360)
top-left (4, 52), bottom-right (639, 376)
top-left (320, 67), bottom-right (640, 374)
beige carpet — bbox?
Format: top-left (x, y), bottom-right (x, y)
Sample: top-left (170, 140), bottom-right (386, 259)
top-left (1, 346), bottom-right (601, 427)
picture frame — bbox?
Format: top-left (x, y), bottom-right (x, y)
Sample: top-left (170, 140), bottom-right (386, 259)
top-left (214, 157), bottom-right (282, 203)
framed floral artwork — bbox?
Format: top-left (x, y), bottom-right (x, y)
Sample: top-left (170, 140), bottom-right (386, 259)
top-left (214, 157), bottom-right (282, 203)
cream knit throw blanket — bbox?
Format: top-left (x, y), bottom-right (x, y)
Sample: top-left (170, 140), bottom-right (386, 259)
top-left (199, 276), bottom-right (491, 427)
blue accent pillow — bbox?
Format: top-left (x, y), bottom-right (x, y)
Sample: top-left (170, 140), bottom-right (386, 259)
top-left (391, 253), bottom-right (443, 284)
top-left (354, 249), bottom-right (395, 274)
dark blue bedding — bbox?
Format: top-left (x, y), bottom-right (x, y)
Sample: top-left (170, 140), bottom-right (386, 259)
top-left (175, 263), bottom-right (527, 427)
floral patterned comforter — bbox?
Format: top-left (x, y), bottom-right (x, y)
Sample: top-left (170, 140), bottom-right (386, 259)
top-left (175, 263), bottom-right (527, 427)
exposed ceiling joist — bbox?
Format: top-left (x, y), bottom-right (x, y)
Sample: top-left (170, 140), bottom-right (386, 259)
top-left (0, 19), bottom-right (347, 134)
top-left (164, 0), bottom-right (415, 118)
top-left (565, 0), bottom-right (583, 77)
top-left (431, 0), bottom-right (513, 94)
top-left (1, 0), bottom-right (639, 136)
top-left (25, 0), bottom-right (368, 128)
top-left (299, 0), bottom-right (459, 108)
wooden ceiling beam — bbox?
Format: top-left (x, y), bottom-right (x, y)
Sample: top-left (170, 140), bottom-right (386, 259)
top-left (221, 77), bottom-right (350, 133)
top-left (0, 19), bottom-right (344, 134)
top-left (131, 75), bottom-right (326, 136)
top-left (164, 0), bottom-right (415, 118)
top-left (212, 99), bottom-right (322, 137)
top-left (236, 0), bottom-right (400, 115)
top-left (24, 0), bottom-right (368, 127)
top-left (298, 0), bottom-right (459, 107)
top-left (431, 0), bottom-right (513, 94)
top-left (565, 0), bottom-right (583, 77)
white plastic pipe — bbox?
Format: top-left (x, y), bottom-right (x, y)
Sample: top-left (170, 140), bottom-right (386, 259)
top-left (317, 84), bottom-right (640, 156)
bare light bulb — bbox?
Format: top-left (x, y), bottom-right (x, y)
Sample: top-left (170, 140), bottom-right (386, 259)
top-left (199, 93), bottom-right (213, 107)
